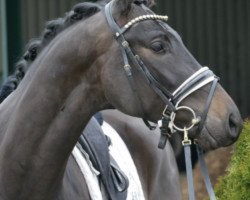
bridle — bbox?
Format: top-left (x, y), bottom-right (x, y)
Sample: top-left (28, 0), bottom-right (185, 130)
top-left (105, 2), bottom-right (218, 199)
top-left (104, 1), bottom-right (218, 143)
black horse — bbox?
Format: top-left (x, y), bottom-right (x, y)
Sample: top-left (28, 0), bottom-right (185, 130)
top-left (0, 0), bottom-right (242, 199)
top-left (0, 1), bottom-right (183, 199)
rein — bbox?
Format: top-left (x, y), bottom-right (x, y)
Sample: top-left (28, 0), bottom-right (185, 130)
top-left (104, 2), bottom-right (218, 199)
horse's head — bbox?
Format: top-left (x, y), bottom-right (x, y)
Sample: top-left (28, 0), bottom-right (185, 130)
top-left (95, 0), bottom-right (242, 150)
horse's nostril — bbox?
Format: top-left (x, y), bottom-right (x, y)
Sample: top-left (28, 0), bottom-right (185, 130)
top-left (229, 115), bottom-right (236, 130)
top-left (228, 114), bottom-right (241, 139)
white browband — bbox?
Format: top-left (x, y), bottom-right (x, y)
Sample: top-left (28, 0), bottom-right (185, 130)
top-left (116, 14), bottom-right (169, 37)
top-left (123, 15), bottom-right (168, 30)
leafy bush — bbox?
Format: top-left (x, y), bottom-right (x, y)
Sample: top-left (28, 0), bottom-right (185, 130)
top-left (215, 120), bottom-right (250, 200)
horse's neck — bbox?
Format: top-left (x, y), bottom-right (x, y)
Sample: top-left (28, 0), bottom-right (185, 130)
top-left (0, 14), bottom-right (109, 199)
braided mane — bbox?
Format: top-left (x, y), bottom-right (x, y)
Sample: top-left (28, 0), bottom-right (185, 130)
top-left (0, 0), bottom-right (152, 103)
top-left (0, 1), bottom-right (104, 103)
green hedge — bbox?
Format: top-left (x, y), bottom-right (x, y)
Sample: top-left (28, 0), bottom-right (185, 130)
top-left (215, 121), bottom-right (250, 200)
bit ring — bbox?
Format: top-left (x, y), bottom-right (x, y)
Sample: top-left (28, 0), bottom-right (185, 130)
top-left (170, 106), bottom-right (199, 132)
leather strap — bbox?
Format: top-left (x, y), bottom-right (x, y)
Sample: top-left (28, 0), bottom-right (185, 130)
top-left (184, 144), bottom-right (196, 200)
top-left (196, 145), bottom-right (216, 200)
top-left (79, 118), bottom-right (128, 200)
top-left (158, 116), bottom-right (172, 149)
top-left (110, 155), bottom-right (129, 192)
top-left (197, 78), bottom-right (219, 133)
top-left (104, 2), bottom-right (176, 113)
top-left (143, 119), bottom-right (157, 130)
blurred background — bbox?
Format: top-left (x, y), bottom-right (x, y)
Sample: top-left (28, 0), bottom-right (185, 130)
top-left (0, 0), bottom-right (250, 117)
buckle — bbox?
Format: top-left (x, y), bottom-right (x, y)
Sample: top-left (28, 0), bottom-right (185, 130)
top-left (124, 64), bottom-right (132, 76)
top-left (162, 105), bottom-right (172, 118)
top-left (158, 116), bottom-right (172, 149)
top-left (159, 116), bottom-right (172, 138)
top-left (182, 140), bottom-right (192, 146)
top-left (122, 41), bottom-right (129, 48)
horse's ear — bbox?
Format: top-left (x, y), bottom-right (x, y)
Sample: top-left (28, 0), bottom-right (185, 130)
top-left (113, 0), bottom-right (134, 15)
top-left (147, 0), bottom-right (156, 7)
top-left (134, 0), bottom-right (156, 8)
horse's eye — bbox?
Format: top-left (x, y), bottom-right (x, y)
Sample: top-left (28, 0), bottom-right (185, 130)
top-left (151, 42), bottom-right (165, 53)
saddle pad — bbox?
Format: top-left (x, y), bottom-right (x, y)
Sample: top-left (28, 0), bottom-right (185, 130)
top-left (102, 122), bottom-right (145, 200)
top-left (72, 146), bottom-right (103, 200)
top-left (72, 121), bottom-right (145, 200)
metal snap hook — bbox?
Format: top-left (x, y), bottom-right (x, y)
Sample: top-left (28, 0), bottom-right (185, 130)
top-left (182, 127), bottom-right (192, 146)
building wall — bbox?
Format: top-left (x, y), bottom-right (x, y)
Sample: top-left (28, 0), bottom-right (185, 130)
top-left (0, 10), bottom-right (4, 77)
top-left (154, 0), bottom-right (250, 117)
top-left (6, 0), bottom-right (22, 73)
top-left (20, 0), bottom-right (78, 45)
top-left (0, 0), bottom-right (8, 81)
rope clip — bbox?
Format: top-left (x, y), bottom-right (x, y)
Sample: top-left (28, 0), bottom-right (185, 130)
top-left (182, 127), bottom-right (192, 146)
